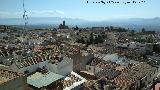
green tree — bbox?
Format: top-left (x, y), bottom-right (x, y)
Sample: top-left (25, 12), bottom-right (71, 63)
top-left (147, 36), bottom-right (154, 43)
top-left (153, 44), bottom-right (160, 53)
top-left (142, 28), bottom-right (145, 33)
top-left (90, 33), bottom-right (94, 44)
top-left (110, 26), bottom-right (113, 30)
top-left (74, 25), bottom-right (79, 30)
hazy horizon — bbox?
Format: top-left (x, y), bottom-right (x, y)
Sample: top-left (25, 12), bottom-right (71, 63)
top-left (0, 0), bottom-right (160, 21)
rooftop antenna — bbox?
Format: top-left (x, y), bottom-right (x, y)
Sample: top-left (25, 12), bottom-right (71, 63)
top-left (22, 0), bottom-right (30, 51)
top-left (22, 0), bottom-right (29, 31)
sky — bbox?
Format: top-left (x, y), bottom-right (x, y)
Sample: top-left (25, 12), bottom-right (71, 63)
top-left (0, 0), bottom-right (160, 21)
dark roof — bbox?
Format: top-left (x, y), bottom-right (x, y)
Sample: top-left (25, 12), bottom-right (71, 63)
top-left (96, 69), bottom-right (120, 79)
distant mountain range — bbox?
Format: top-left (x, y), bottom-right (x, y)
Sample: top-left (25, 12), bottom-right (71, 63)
top-left (0, 17), bottom-right (160, 31)
top-left (0, 17), bottom-right (87, 25)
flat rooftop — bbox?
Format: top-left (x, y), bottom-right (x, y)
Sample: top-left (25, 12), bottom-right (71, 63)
top-left (27, 71), bottom-right (64, 88)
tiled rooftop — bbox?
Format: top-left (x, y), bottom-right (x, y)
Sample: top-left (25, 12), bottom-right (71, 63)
top-left (90, 58), bottom-right (120, 69)
top-left (17, 54), bottom-right (47, 68)
top-left (114, 62), bottom-right (153, 87)
top-left (62, 71), bottom-right (86, 90)
top-left (0, 69), bottom-right (23, 84)
top-left (16, 50), bottom-right (68, 68)
top-left (96, 69), bottom-right (120, 79)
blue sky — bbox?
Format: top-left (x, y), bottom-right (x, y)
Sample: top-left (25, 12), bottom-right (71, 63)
top-left (0, 0), bottom-right (159, 21)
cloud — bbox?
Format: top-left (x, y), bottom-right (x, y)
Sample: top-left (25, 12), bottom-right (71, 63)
top-left (0, 10), bottom-right (64, 18)
top-left (29, 10), bottom-right (64, 17)
top-left (0, 11), bottom-right (13, 18)
top-left (0, 11), bottom-right (23, 18)
top-left (55, 10), bottom-right (64, 15)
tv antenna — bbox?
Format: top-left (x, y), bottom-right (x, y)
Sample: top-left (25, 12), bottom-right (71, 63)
top-left (22, 0), bottom-right (29, 31)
